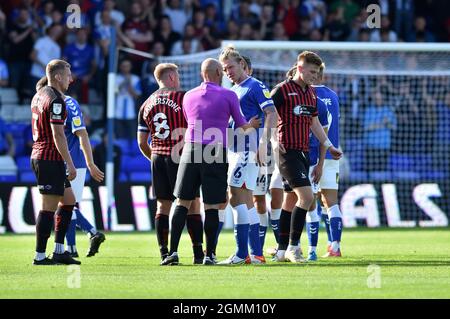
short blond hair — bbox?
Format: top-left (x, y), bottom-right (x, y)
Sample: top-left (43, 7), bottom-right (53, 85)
top-left (297, 51), bottom-right (323, 67)
top-left (219, 45), bottom-right (244, 64)
top-left (153, 63), bottom-right (178, 81)
top-left (46, 59), bottom-right (71, 80)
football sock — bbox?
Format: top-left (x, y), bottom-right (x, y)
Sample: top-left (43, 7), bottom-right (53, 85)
top-left (231, 204), bottom-right (250, 259)
top-left (278, 209), bottom-right (291, 251)
top-left (54, 205), bottom-right (74, 245)
top-left (329, 205), bottom-right (343, 252)
top-left (74, 207), bottom-right (96, 235)
top-left (186, 214), bottom-right (204, 260)
top-left (215, 209), bottom-right (226, 248)
top-left (204, 209), bottom-right (219, 258)
top-left (258, 211), bottom-right (268, 251)
top-left (289, 206), bottom-right (307, 246)
top-left (306, 207), bottom-right (320, 251)
top-left (35, 210), bottom-right (54, 257)
top-left (248, 207), bottom-right (263, 256)
top-left (321, 207), bottom-right (332, 245)
top-left (155, 213), bottom-right (169, 256)
top-left (65, 211), bottom-right (77, 247)
top-left (269, 208), bottom-right (281, 243)
top-left (169, 205), bottom-right (188, 255)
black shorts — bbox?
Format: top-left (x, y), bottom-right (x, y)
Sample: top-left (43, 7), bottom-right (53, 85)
top-left (278, 149), bottom-right (310, 191)
top-left (151, 154), bottom-right (199, 201)
top-left (174, 143), bottom-right (228, 205)
top-left (31, 159), bottom-right (70, 196)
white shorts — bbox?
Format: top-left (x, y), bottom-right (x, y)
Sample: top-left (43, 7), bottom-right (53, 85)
top-left (308, 164), bottom-right (320, 194)
top-left (269, 165), bottom-right (283, 190)
top-left (228, 150), bottom-right (259, 191)
top-left (70, 168), bottom-right (87, 203)
top-left (253, 164), bottom-right (284, 196)
top-left (319, 159), bottom-right (340, 190)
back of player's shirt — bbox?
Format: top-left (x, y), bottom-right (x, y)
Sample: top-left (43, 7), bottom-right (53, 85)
top-left (138, 88), bottom-right (187, 156)
top-left (64, 96), bottom-right (87, 168)
top-left (312, 85), bottom-right (340, 159)
top-left (31, 86), bottom-right (67, 161)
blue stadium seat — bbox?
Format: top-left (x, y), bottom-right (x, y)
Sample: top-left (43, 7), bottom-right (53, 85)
top-left (122, 156), bottom-right (150, 173)
top-left (13, 137), bottom-right (26, 156)
top-left (413, 154), bottom-right (433, 172)
top-left (119, 172), bottom-right (128, 182)
top-left (7, 123), bottom-right (27, 138)
top-left (0, 174), bottom-right (18, 182)
top-left (130, 139), bottom-right (142, 155)
top-left (347, 150), bottom-right (364, 171)
top-left (16, 156), bottom-right (31, 170)
top-left (114, 139), bottom-right (132, 155)
top-left (392, 171), bottom-right (420, 181)
top-left (129, 172), bottom-right (152, 183)
top-left (389, 153), bottom-right (414, 172)
top-left (369, 171), bottom-right (392, 181)
top-left (348, 171), bottom-right (367, 182)
top-left (20, 171), bottom-right (35, 183)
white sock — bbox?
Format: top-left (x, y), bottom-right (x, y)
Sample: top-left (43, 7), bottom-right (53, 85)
top-left (218, 209), bottom-right (226, 223)
top-left (306, 207), bottom-right (320, 223)
top-left (309, 246), bottom-right (317, 253)
top-left (270, 208), bottom-right (281, 220)
top-left (232, 204), bottom-right (249, 225)
top-left (54, 243), bottom-right (65, 254)
top-left (35, 252), bottom-right (46, 261)
top-left (258, 212), bottom-right (268, 227)
top-left (331, 241), bottom-right (340, 252)
top-left (89, 228), bottom-right (97, 236)
top-left (287, 244), bottom-right (299, 251)
top-left (67, 245), bottom-right (77, 253)
top-left (328, 204), bottom-right (343, 219)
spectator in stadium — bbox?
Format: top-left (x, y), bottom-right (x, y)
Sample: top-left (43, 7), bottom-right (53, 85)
top-left (0, 56), bottom-right (8, 87)
top-left (92, 132), bottom-right (122, 184)
top-left (392, 0), bottom-right (414, 41)
top-left (223, 20), bottom-right (239, 40)
top-left (30, 23), bottom-right (63, 97)
top-left (370, 15), bottom-right (398, 42)
top-left (238, 22), bottom-right (255, 40)
top-left (406, 16), bottom-right (436, 42)
top-left (171, 23), bottom-right (201, 55)
top-left (37, 0), bottom-right (56, 34)
top-left (362, 91), bottom-right (397, 172)
top-left (139, 0), bottom-right (160, 30)
top-left (290, 15), bottom-right (314, 41)
top-left (140, 59), bottom-right (159, 100)
top-left (230, 0), bottom-right (259, 28)
top-left (329, 0), bottom-right (360, 25)
top-left (170, 58), bottom-right (260, 265)
top-left (154, 15), bottom-right (181, 56)
top-left (122, 1), bottom-right (153, 72)
top-left (255, 2), bottom-right (276, 40)
top-left (115, 59), bottom-right (142, 139)
top-left (137, 63), bottom-right (204, 265)
top-left (94, 0), bottom-right (125, 27)
top-left (275, 0), bottom-right (300, 38)
top-left (63, 28), bottom-right (97, 104)
top-left (8, 7), bottom-right (37, 103)
top-left (271, 22), bottom-right (289, 41)
top-left (0, 116), bottom-right (15, 157)
top-left (323, 7), bottom-right (350, 41)
top-left (204, 3), bottom-right (226, 36)
top-left (162, 0), bottom-right (192, 35)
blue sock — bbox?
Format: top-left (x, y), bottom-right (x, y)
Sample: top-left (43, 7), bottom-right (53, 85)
top-left (330, 217), bottom-right (343, 242)
top-left (248, 224), bottom-right (262, 256)
top-left (259, 225), bottom-right (267, 251)
top-left (65, 219), bottom-right (76, 246)
top-left (74, 208), bottom-right (95, 235)
top-left (306, 221), bottom-right (319, 247)
top-left (322, 213), bottom-right (333, 243)
top-left (234, 224), bottom-right (249, 259)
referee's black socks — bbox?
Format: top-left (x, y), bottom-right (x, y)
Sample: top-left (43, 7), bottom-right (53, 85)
top-left (169, 205), bottom-right (188, 255)
top-left (204, 209), bottom-right (219, 259)
top-left (35, 210), bottom-right (54, 254)
top-left (289, 206), bottom-right (307, 246)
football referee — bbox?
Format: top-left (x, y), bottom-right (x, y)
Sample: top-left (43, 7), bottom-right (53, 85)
top-left (166, 58), bottom-right (259, 265)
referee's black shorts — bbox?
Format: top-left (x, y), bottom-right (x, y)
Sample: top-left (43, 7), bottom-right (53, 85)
top-left (174, 143), bottom-right (228, 205)
top-left (151, 154), bottom-right (199, 201)
top-left (278, 149), bottom-right (311, 191)
top-left (31, 159), bottom-right (70, 196)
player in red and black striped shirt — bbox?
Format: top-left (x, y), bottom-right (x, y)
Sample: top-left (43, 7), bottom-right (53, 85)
top-left (270, 51), bottom-right (342, 263)
top-left (137, 63), bottom-right (203, 265)
top-left (31, 59), bottom-right (79, 266)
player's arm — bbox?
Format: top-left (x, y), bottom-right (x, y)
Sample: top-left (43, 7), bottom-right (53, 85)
top-left (137, 106), bottom-right (152, 160)
top-left (270, 85), bottom-right (286, 153)
top-left (311, 116), bottom-right (342, 160)
top-left (75, 129), bottom-right (104, 182)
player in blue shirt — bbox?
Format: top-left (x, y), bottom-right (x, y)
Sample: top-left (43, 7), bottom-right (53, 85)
top-left (218, 46), bottom-right (279, 264)
top-left (310, 64), bottom-right (343, 258)
top-left (62, 94), bottom-right (106, 258)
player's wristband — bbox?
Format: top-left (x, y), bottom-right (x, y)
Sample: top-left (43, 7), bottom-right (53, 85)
top-left (323, 139), bottom-right (332, 149)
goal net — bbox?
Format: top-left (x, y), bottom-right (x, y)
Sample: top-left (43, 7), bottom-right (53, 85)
top-left (157, 41), bottom-right (450, 227)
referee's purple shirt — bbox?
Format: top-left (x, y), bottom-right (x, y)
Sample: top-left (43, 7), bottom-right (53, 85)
top-left (183, 82), bottom-right (247, 145)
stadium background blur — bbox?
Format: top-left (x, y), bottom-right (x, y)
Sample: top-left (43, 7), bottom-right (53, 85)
top-left (0, 0), bottom-right (449, 231)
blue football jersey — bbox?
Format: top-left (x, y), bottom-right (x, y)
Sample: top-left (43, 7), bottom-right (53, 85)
top-left (64, 96), bottom-right (87, 168)
top-left (230, 76), bottom-right (274, 152)
top-left (309, 96), bottom-right (329, 165)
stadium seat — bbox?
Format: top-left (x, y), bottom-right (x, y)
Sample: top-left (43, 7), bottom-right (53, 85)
top-left (389, 153), bottom-right (414, 172)
top-left (369, 171), bottom-right (392, 181)
top-left (122, 156), bottom-right (150, 173)
top-left (20, 171), bottom-right (35, 183)
top-left (130, 139), bottom-right (141, 155)
top-left (0, 174), bottom-right (18, 182)
top-left (348, 171), bottom-right (368, 182)
top-left (114, 139), bottom-right (132, 155)
top-left (347, 150), bottom-right (364, 171)
top-left (16, 156), bottom-right (31, 170)
top-left (0, 88), bottom-right (19, 104)
top-left (129, 172), bottom-right (152, 183)
top-left (392, 171), bottom-right (420, 181)
top-left (119, 172), bottom-right (128, 182)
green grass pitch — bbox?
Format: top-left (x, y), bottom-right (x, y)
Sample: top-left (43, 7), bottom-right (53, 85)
top-left (0, 228), bottom-right (449, 298)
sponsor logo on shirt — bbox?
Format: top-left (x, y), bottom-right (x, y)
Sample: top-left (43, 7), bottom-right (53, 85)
top-left (73, 116), bottom-right (81, 127)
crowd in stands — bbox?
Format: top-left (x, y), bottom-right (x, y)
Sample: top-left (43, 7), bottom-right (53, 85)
top-left (0, 0), bottom-right (449, 182)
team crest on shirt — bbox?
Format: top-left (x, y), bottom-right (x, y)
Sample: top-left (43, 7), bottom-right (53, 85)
top-left (263, 89), bottom-right (271, 99)
top-left (53, 103), bottom-right (62, 115)
top-left (73, 116), bottom-right (82, 127)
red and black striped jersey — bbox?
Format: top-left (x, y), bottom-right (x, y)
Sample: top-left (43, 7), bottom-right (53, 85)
top-left (137, 89), bottom-right (187, 156)
top-left (30, 86), bottom-right (67, 161)
top-left (271, 79), bottom-right (318, 151)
